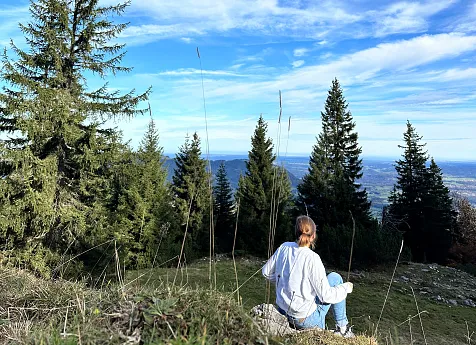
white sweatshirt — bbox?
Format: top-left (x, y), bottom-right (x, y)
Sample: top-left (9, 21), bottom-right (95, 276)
top-left (262, 242), bottom-right (350, 319)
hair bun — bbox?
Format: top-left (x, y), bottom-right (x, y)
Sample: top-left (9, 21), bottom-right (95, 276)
top-left (295, 215), bottom-right (317, 248)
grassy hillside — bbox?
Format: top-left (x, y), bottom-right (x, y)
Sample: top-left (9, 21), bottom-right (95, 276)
top-left (1, 258), bottom-right (475, 344)
top-left (0, 264), bottom-right (372, 345)
top-left (132, 257), bottom-right (476, 345)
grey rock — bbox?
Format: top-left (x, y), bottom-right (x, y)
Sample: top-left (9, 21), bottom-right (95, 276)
top-left (463, 299), bottom-right (476, 307)
top-left (448, 299), bottom-right (458, 306)
top-left (250, 304), bottom-right (324, 336)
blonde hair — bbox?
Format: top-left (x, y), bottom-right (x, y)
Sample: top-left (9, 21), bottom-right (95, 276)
top-left (295, 215), bottom-right (317, 248)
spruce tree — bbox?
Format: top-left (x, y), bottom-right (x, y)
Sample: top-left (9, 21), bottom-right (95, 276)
top-left (137, 118), bottom-right (176, 267)
top-left (297, 79), bottom-right (371, 265)
top-left (237, 115), bottom-right (292, 256)
top-left (298, 79), bottom-right (371, 229)
top-left (388, 121), bottom-right (430, 262)
top-left (0, 0), bottom-right (148, 276)
top-left (172, 133), bottom-right (210, 257)
top-left (106, 118), bottom-right (174, 269)
top-left (422, 158), bottom-right (455, 263)
top-left (213, 162), bottom-right (234, 253)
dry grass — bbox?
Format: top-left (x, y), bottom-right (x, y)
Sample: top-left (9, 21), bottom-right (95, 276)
top-left (291, 330), bottom-right (377, 345)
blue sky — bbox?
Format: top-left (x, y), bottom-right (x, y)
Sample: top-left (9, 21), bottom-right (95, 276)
top-left (1, 0), bottom-right (476, 160)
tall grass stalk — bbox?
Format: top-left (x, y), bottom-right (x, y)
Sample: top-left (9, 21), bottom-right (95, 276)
top-left (232, 198), bottom-right (241, 304)
top-left (411, 286), bottom-right (428, 345)
top-left (374, 239), bottom-right (404, 337)
top-left (196, 46), bottom-right (216, 290)
top-left (266, 91), bottom-right (285, 307)
top-left (173, 194), bottom-right (195, 287)
top-left (466, 321), bottom-right (474, 344)
top-left (347, 210), bottom-right (356, 282)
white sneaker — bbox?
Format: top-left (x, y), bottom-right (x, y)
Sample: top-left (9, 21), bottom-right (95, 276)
top-left (333, 325), bottom-right (355, 338)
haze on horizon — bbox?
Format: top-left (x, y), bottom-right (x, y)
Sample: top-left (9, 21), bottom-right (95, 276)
top-left (1, 0), bottom-right (475, 161)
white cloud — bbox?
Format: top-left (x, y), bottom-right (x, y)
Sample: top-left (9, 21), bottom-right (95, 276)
top-left (291, 60), bottom-right (305, 68)
top-left (153, 68), bottom-right (248, 77)
top-left (111, 108), bottom-right (476, 160)
top-left (451, 2), bottom-right (476, 33)
top-left (293, 48), bottom-right (309, 57)
top-left (369, 0), bottom-right (458, 37)
top-left (116, 0), bottom-right (361, 43)
top-left (230, 63), bottom-right (245, 70)
top-left (425, 68), bottom-right (476, 82)
top-left (108, 0), bottom-right (460, 44)
top-left (185, 34), bottom-right (476, 101)
top-left (180, 37), bottom-right (192, 43)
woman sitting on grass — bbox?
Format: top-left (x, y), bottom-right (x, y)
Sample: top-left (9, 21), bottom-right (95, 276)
top-left (262, 215), bottom-right (354, 337)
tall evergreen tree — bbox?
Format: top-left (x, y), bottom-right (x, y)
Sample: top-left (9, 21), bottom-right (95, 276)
top-left (298, 79), bottom-right (371, 230)
top-left (297, 79), bottom-right (372, 265)
top-left (388, 122), bottom-right (454, 263)
top-left (136, 118), bottom-right (176, 267)
top-left (172, 133), bottom-right (210, 257)
top-left (213, 162), bottom-right (234, 253)
top-left (106, 118), bottom-right (175, 269)
top-left (0, 0), bottom-right (148, 276)
top-left (237, 115), bottom-right (292, 256)
top-left (422, 158), bottom-right (455, 263)
top-left (388, 121), bottom-right (428, 261)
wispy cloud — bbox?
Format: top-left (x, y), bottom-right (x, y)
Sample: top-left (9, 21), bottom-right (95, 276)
top-left (174, 34), bottom-right (476, 102)
top-left (369, 0), bottom-right (458, 37)
top-left (3, 0), bottom-right (475, 159)
top-left (153, 68), bottom-right (248, 77)
top-left (449, 2), bottom-right (476, 34)
top-left (291, 60), bottom-right (305, 68)
top-left (107, 0), bottom-right (461, 44)
top-left (293, 48), bottom-right (310, 57)
top-left (180, 37), bottom-right (192, 43)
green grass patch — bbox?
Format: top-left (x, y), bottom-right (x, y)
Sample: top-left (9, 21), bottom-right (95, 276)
top-left (130, 258), bottom-right (476, 345)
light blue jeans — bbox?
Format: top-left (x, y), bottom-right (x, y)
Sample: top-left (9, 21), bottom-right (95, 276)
top-left (278, 272), bottom-right (349, 330)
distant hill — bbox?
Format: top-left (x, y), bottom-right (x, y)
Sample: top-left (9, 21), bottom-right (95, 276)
top-left (163, 156), bottom-right (476, 216)
top-left (163, 158), bottom-right (301, 190)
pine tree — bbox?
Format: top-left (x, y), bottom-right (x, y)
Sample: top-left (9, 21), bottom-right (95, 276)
top-left (388, 121), bottom-right (430, 262)
top-left (213, 162), bottom-right (235, 253)
top-left (237, 115), bottom-right (292, 256)
top-left (172, 133), bottom-right (210, 257)
top-left (0, 0), bottom-right (149, 276)
top-left (297, 79), bottom-right (371, 265)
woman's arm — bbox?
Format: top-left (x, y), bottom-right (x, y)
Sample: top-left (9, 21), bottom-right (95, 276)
top-left (309, 257), bottom-right (350, 304)
top-left (262, 248), bottom-right (279, 283)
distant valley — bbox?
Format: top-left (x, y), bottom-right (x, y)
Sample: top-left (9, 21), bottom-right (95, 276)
top-left (164, 155), bottom-right (476, 216)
